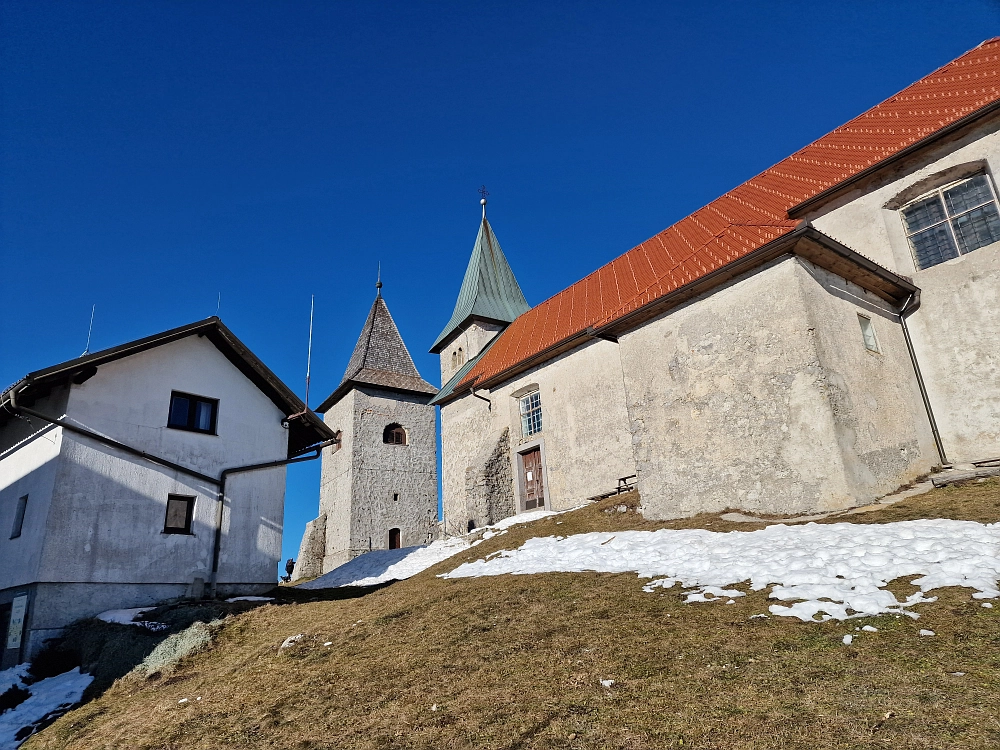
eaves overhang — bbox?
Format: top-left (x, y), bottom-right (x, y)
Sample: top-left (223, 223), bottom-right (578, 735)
top-left (434, 226), bottom-right (919, 406)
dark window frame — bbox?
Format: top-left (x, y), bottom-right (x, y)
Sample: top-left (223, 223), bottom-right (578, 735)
top-left (163, 494), bottom-right (196, 535)
top-left (10, 494), bottom-right (28, 539)
top-left (167, 391), bottom-right (219, 435)
top-left (383, 423), bottom-right (407, 445)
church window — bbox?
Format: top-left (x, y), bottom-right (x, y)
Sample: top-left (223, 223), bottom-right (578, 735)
top-left (10, 494), bottom-right (27, 539)
top-left (388, 528), bottom-right (401, 549)
top-left (901, 173), bottom-right (1000, 270)
top-left (167, 391), bottom-right (218, 434)
top-left (858, 314), bottom-right (879, 353)
top-left (383, 423), bottom-right (407, 445)
top-left (163, 494), bottom-right (195, 534)
top-left (519, 391), bottom-right (543, 437)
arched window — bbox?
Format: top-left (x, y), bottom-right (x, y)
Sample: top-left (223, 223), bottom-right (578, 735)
top-left (383, 423), bottom-right (407, 445)
top-left (457, 347), bottom-right (465, 367)
top-left (388, 528), bottom-right (401, 549)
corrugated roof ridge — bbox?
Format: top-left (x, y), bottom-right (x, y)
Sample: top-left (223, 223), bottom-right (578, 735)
top-left (451, 40), bottom-right (1000, 394)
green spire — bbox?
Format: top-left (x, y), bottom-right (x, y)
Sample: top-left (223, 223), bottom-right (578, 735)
top-left (430, 204), bottom-right (530, 353)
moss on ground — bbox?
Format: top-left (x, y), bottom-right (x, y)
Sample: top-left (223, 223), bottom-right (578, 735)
top-left (25, 480), bottom-right (1000, 750)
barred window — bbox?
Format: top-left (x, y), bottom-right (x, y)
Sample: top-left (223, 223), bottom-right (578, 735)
top-left (901, 174), bottom-right (1000, 270)
top-left (519, 391), bottom-right (542, 437)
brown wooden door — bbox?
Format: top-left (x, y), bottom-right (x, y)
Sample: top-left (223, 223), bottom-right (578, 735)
top-left (389, 528), bottom-right (401, 549)
top-left (522, 448), bottom-right (544, 510)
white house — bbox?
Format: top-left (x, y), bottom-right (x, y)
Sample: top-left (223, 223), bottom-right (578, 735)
top-left (0, 317), bottom-right (335, 667)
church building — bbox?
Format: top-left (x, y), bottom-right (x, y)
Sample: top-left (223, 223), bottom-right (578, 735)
top-left (433, 39), bottom-right (1000, 529)
top-left (293, 283), bottom-right (439, 579)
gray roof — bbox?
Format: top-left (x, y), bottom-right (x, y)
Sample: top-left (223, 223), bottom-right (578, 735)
top-left (317, 293), bottom-right (437, 412)
top-left (0, 317), bottom-right (336, 458)
top-left (430, 215), bottom-right (530, 353)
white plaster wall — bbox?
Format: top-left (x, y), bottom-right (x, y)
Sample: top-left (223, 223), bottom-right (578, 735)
top-left (807, 121), bottom-right (1000, 463)
top-left (797, 260), bottom-right (938, 496)
top-left (439, 321), bottom-right (504, 385)
top-left (0, 427), bottom-right (62, 589)
top-left (318, 392), bottom-right (357, 571)
top-left (440, 337), bottom-right (635, 530)
top-left (619, 259), bottom-right (853, 519)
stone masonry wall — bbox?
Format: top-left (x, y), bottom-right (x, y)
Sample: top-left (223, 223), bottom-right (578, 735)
top-left (463, 427), bottom-right (514, 531)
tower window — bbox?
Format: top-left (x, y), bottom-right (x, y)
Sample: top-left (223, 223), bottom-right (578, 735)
top-left (519, 391), bottom-right (543, 437)
top-left (901, 173), bottom-right (1000, 270)
top-left (383, 423), bottom-right (407, 445)
top-left (168, 391), bottom-right (218, 434)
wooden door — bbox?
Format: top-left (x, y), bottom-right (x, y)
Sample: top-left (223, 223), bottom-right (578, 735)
top-left (389, 528), bottom-right (401, 549)
top-left (522, 448), bottom-right (544, 510)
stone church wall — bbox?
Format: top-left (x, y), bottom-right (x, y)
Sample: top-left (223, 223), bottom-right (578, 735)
top-left (463, 427), bottom-right (514, 530)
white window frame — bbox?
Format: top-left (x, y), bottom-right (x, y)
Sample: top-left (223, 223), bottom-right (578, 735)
top-left (901, 172), bottom-right (1000, 270)
top-left (518, 390), bottom-right (542, 437)
top-left (857, 314), bottom-right (880, 353)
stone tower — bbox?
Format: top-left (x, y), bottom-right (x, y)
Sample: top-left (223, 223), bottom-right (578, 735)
top-left (292, 284), bottom-right (438, 579)
top-left (430, 197), bottom-right (531, 384)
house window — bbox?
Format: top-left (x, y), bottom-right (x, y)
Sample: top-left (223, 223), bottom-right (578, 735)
top-left (383, 423), bottom-right (407, 445)
top-left (388, 528), bottom-right (401, 549)
top-left (519, 391), bottom-right (542, 437)
top-left (167, 391), bottom-right (218, 434)
top-left (858, 315), bottom-right (880, 353)
top-left (163, 494), bottom-right (195, 534)
top-left (901, 173), bottom-right (1000, 270)
top-left (10, 495), bottom-right (27, 539)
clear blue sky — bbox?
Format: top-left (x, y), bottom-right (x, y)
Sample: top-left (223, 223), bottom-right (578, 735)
top-left (3, 2), bottom-right (998, 572)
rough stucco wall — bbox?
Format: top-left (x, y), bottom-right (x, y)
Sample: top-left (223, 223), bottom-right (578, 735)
top-left (807, 122), bottom-right (1000, 463)
top-left (440, 337), bottom-right (635, 533)
top-left (797, 259), bottom-right (937, 497)
top-left (349, 387), bottom-right (437, 555)
top-left (439, 321), bottom-right (504, 385)
top-left (620, 259), bottom-right (853, 519)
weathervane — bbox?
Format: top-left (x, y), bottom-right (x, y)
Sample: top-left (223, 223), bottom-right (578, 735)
top-left (479, 185), bottom-right (489, 218)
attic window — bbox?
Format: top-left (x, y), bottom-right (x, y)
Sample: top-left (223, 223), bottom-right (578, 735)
top-left (901, 174), bottom-right (1000, 269)
top-left (383, 423), bottom-right (407, 445)
top-left (168, 391), bottom-right (218, 434)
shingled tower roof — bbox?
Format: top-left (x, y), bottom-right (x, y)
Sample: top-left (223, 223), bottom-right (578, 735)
top-left (430, 206), bottom-right (530, 353)
top-left (317, 289), bottom-right (437, 412)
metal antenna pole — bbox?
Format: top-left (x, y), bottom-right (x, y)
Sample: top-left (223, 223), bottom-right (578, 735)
top-left (82, 304), bottom-right (96, 356)
top-left (304, 295), bottom-right (314, 409)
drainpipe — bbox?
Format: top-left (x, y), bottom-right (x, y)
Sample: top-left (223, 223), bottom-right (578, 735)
top-left (469, 387), bottom-right (491, 410)
top-left (897, 292), bottom-right (949, 467)
top-left (208, 438), bottom-right (337, 598)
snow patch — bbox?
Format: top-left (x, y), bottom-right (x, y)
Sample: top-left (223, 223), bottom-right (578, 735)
top-left (225, 596), bottom-right (274, 603)
top-left (0, 668), bottom-right (93, 749)
top-left (443, 519), bottom-right (1000, 621)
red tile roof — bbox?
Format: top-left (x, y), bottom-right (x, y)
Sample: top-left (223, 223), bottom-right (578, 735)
top-left (455, 38), bottom-right (1000, 393)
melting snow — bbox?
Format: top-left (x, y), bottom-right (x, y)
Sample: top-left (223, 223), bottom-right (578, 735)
top-left (299, 509), bottom-right (562, 589)
top-left (225, 596), bottom-right (274, 603)
top-left (442, 519), bottom-right (1000, 621)
top-left (95, 608), bottom-right (150, 625)
top-left (0, 667), bottom-right (93, 749)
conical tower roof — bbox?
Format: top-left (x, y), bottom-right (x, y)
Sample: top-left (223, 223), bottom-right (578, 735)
top-left (430, 212), bottom-right (530, 353)
top-left (317, 290), bottom-right (437, 412)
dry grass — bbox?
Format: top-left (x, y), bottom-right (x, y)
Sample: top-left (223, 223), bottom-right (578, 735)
top-left (26, 479), bottom-right (1000, 749)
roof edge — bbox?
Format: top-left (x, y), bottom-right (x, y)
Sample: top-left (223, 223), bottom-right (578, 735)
top-left (428, 314), bottom-right (514, 354)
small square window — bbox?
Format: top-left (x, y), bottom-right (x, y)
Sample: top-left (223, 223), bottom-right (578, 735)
top-left (167, 391), bottom-right (218, 434)
top-left (164, 494), bottom-right (195, 534)
top-left (858, 315), bottom-right (880, 353)
top-left (10, 494), bottom-right (28, 539)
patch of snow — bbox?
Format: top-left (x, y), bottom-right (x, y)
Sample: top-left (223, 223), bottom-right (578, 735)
top-left (842, 634), bottom-right (853, 645)
top-left (0, 665), bottom-right (29, 696)
top-left (299, 536), bottom-right (472, 589)
top-left (178, 698), bottom-right (188, 704)
top-left (599, 679), bottom-right (614, 688)
top-left (442, 519), bottom-right (1000, 622)
top-left (489, 509), bottom-right (560, 531)
top-left (919, 629), bottom-right (935, 637)
top-left (95, 608), bottom-right (150, 625)
top-left (982, 602), bottom-right (994, 608)
top-left (950, 671), bottom-right (966, 676)
top-left (0, 668), bottom-right (93, 749)
top-left (862, 625), bottom-right (878, 632)
top-left (323, 642), bottom-right (332, 647)
top-left (280, 634), bottom-right (304, 649)
top-left (225, 596), bottom-right (274, 603)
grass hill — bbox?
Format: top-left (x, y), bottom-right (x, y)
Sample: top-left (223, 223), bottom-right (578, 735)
top-left (24, 480), bottom-right (1000, 750)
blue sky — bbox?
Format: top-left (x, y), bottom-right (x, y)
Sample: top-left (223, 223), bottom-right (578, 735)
top-left (3, 1), bottom-right (998, 571)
